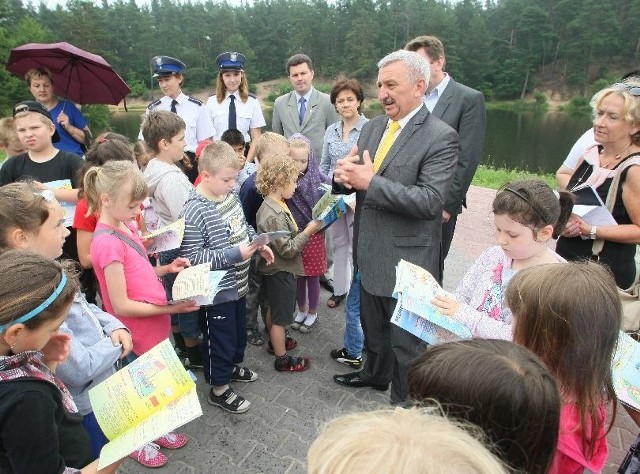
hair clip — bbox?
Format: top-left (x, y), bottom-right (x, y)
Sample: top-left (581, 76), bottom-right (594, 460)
top-left (98, 136), bottom-right (109, 144)
top-left (33, 189), bottom-right (57, 203)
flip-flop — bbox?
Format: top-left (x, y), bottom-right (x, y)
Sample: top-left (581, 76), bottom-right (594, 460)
top-left (327, 293), bottom-right (346, 308)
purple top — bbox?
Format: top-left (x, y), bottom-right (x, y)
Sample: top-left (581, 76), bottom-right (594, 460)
top-left (286, 133), bottom-right (330, 228)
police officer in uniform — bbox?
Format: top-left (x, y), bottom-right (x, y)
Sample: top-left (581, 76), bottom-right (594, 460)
top-left (143, 55), bottom-right (215, 182)
top-left (205, 52), bottom-right (266, 162)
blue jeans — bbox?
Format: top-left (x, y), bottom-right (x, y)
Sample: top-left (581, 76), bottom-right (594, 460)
top-left (343, 272), bottom-right (364, 358)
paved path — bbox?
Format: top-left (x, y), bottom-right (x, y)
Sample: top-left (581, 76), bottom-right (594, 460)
top-left (118, 185), bottom-right (636, 473)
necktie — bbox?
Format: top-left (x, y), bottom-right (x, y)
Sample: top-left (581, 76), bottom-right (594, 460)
top-left (228, 95), bottom-right (237, 130)
top-left (170, 99), bottom-right (178, 114)
top-left (298, 97), bottom-right (306, 126)
top-left (373, 121), bottom-right (400, 172)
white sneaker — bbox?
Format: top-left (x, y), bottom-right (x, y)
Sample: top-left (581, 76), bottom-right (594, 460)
top-left (299, 313), bottom-right (318, 333)
top-left (290, 311), bottom-right (307, 330)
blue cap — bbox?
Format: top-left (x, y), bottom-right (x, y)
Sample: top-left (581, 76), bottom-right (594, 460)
top-left (151, 56), bottom-right (186, 77)
top-left (216, 52), bottom-right (245, 71)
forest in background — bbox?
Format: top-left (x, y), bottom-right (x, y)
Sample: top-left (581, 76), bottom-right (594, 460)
top-left (0, 0), bottom-right (638, 116)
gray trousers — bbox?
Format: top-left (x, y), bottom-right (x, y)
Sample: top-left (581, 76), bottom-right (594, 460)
top-left (359, 286), bottom-right (426, 405)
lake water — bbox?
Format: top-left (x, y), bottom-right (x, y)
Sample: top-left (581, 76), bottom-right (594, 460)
top-left (112, 108), bottom-right (592, 174)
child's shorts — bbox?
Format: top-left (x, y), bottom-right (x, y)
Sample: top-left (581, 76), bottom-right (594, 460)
top-left (264, 271), bottom-right (296, 326)
top-left (178, 311), bottom-right (201, 338)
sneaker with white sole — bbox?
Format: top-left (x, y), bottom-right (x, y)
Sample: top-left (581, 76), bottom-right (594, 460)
top-left (230, 365), bottom-right (258, 382)
top-left (290, 311), bottom-right (307, 330)
top-left (330, 348), bottom-right (363, 369)
top-left (184, 357), bottom-right (204, 370)
top-left (299, 313), bottom-right (318, 333)
top-left (128, 442), bottom-right (168, 468)
top-left (208, 387), bottom-right (251, 413)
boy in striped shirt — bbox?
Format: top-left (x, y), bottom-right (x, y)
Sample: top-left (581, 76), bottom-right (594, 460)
top-left (181, 141), bottom-right (273, 414)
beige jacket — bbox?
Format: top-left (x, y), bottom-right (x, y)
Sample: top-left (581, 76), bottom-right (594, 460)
top-left (256, 196), bottom-right (309, 276)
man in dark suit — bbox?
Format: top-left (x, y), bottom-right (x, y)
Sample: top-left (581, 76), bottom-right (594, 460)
top-left (406, 36), bottom-right (486, 265)
top-left (271, 54), bottom-right (338, 160)
top-left (332, 50), bottom-right (459, 404)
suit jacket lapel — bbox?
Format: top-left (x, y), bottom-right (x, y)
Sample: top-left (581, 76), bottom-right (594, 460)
top-left (431, 79), bottom-right (455, 119)
top-left (377, 106), bottom-right (429, 175)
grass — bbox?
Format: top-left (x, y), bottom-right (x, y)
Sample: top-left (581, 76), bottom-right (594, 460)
top-left (471, 164), bottom-right (555, 190)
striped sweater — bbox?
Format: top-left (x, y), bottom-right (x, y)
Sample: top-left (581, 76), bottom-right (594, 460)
top-left (181, 189), bottom-right (255, 305)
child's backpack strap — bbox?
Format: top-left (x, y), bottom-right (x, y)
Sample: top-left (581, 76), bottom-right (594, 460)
top-left (93, 228), bottom-right (148, 261)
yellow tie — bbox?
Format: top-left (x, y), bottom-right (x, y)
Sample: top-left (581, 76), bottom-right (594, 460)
top-left (373, 121), bottom-right (400, 172)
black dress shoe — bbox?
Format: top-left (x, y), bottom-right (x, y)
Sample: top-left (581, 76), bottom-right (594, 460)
top-left (333, 372), bottom-right (389, 391)
top-left (320, 277), bottom-right (334, 293)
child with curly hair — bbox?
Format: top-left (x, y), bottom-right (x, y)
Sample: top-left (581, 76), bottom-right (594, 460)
top-left (256, 154), bottom-right (321, 371)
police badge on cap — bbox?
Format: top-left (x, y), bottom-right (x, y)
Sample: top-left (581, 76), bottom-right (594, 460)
top-left (216, 52), bottom-right (246, 71)
top-left (151, 56), bottom-right (186, 77)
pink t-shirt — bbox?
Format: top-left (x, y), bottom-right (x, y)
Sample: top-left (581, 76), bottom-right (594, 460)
top-left (549, 403), bottom-right (608, 474)
top-left (90, 222), bottom-right (170, 356)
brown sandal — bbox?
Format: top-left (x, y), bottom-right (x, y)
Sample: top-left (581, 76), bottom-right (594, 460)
top-left (327, 293), bottom-right (346, 308)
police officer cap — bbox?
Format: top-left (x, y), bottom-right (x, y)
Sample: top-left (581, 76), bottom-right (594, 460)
top-left (216, 52), bottom-right (246, 71)
top-left (152, 56), bottom-right (186, 77)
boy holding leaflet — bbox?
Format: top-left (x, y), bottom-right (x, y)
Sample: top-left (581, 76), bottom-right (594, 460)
top-left (181, 142), bottom-right (273, 414)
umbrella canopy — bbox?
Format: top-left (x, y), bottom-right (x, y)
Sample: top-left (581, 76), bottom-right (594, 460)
top-left (6, 41), bottom-right (130, 105)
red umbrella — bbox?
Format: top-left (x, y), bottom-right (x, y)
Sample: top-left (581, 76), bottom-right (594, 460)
top-left (6, 41), bottom-right (130, 105)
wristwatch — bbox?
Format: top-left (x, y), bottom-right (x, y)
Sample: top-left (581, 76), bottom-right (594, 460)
top-left (589, 226), bottom-right (597, 240)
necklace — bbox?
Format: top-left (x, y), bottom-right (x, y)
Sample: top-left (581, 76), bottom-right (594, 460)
top-left (600, 143), bottom-right (632, 169)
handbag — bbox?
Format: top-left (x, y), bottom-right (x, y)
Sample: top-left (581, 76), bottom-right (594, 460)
top-left (591, 155), bottom-right (640, 332)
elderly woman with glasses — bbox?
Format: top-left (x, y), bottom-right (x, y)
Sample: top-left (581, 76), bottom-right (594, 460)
top-left (556, 80), bottom-right (640, 287)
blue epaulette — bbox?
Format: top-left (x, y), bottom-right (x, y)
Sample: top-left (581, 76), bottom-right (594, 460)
top-left (249, 92), bottom-right (257, 99)
top-left (147, 99), bottom-right (162, 110)
top-left (188, 96), bottom-right (203, 106)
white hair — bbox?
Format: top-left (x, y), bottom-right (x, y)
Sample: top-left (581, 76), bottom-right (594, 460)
top-left (378, 50), bottom-right (430, 86)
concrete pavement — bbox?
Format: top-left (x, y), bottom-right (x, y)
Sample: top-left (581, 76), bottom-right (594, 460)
top-left (118, 185), bottom-right (637, 473)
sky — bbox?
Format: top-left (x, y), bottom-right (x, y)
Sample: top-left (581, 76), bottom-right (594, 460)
top-left (28, 0), bottom-right (249, 7)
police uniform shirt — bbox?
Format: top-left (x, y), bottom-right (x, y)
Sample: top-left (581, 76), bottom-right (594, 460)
top-left (143, 92), bottom-right (216, 152)
top-left (205, 91), bottom-right (266, 142)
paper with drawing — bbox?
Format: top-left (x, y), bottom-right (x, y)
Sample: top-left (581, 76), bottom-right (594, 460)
top-left (89, 340), bottom-right (202, 469)
top-left (252, 231), bottom-right (291, 247)
top-left (391, 260), bottom-right (471, 344)
top-left (144, 218), bottom-right (185, 254)
top-left (612, 331), bottom-right (640, 411)
top-left (45, 179), bottom-right (75, 227)
top-left (312, 186), bottom-right (348, 230)
top-left (171, 263), bottom-right (227, 305)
